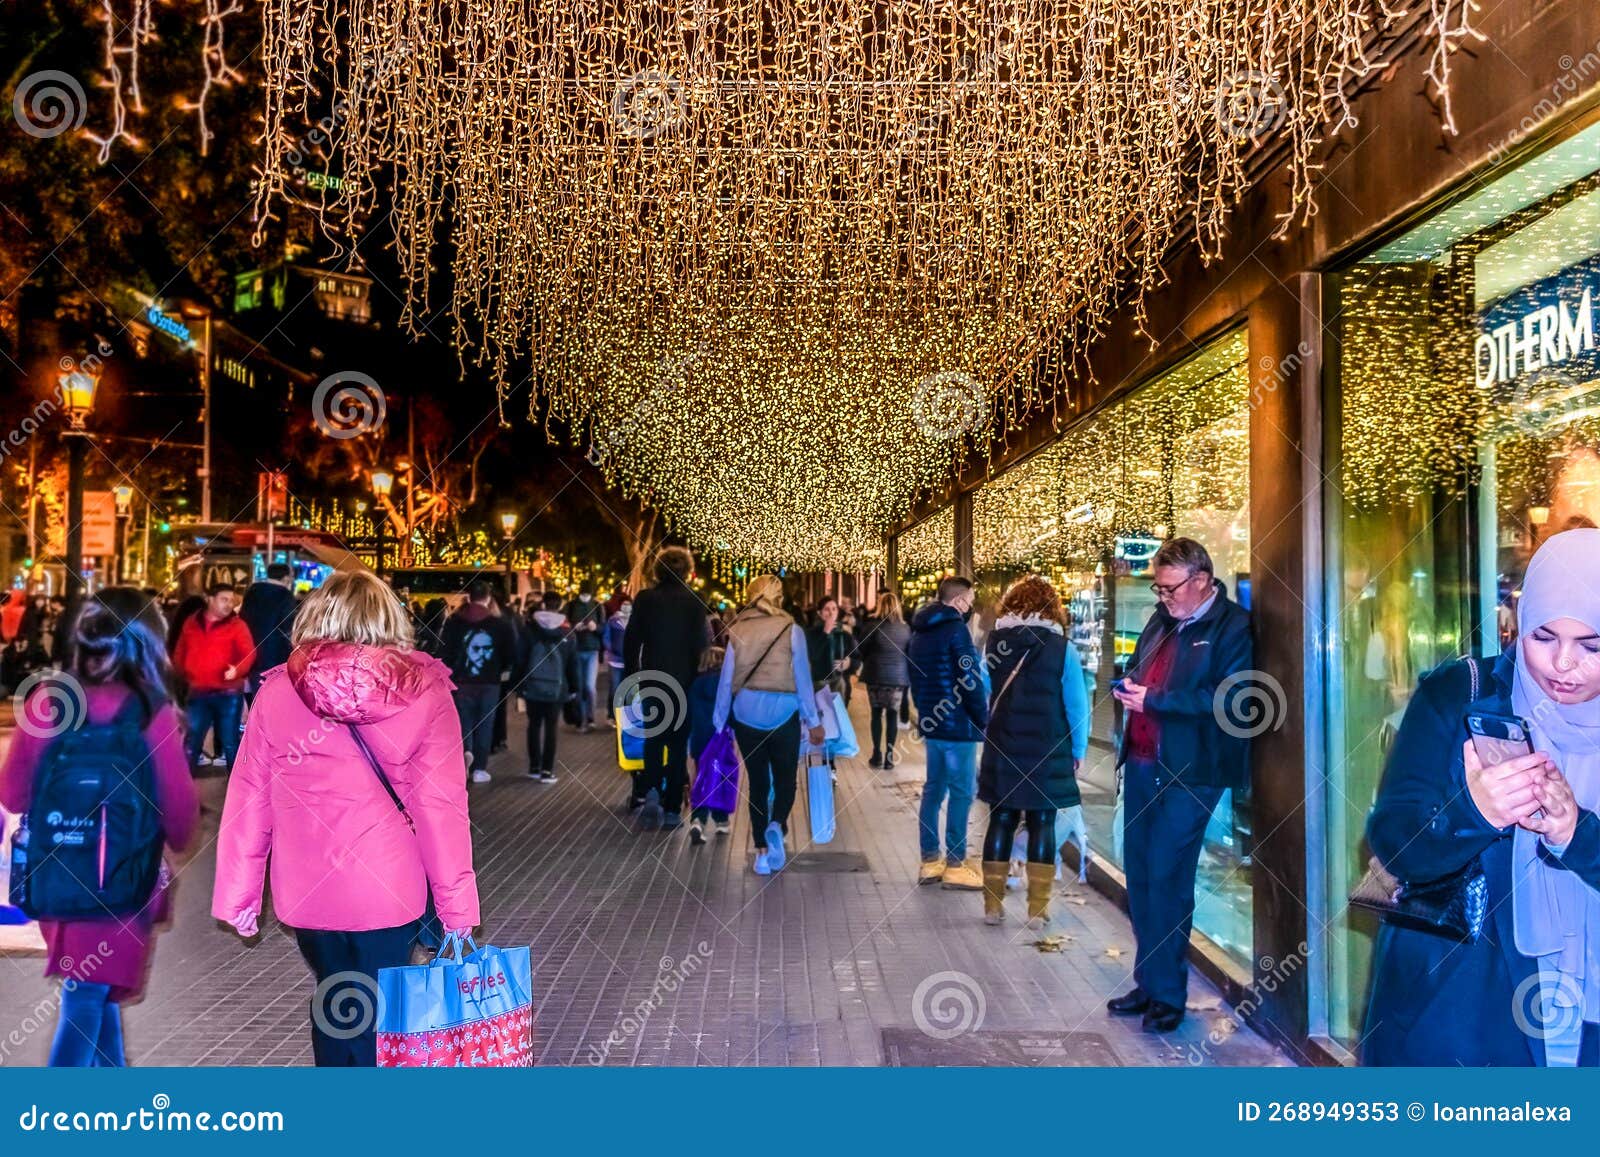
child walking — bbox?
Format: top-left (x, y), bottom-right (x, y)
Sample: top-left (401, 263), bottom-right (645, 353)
top-left (687, 644), bottom-right (730, 845)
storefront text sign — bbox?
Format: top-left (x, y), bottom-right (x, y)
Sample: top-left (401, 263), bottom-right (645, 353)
top-left (1476, 264), bottom-right (1596, 388)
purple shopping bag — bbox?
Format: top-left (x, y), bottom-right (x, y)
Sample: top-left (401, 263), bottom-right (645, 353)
top-left (690, 726), bottom-right (741, 814)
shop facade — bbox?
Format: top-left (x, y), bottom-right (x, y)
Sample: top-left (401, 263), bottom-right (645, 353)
top-left (890, 1), bottom-right (1600, 1061)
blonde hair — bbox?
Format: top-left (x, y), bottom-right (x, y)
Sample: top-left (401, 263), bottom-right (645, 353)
top-left (743, 574), bottom-right (787, 617)
top-left (699, 643), bottom-right (726, 673)
top-left (291, 570), bottom-right (415, 650)
top-left (876, 591), bottom-right (904, 623)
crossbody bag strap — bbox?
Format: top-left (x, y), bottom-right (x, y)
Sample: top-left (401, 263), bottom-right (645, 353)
top-left (348, 723), bottom-right (415, 832)
top-left (991, 650), bottom-right (1031, 711)
top-left (1464, 654), bottom-right (1483, 701)
top-left (732, 620), bottom-right (790, 699)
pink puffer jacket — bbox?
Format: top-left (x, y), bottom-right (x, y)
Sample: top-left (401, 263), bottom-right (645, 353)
top-left (212, 642), bottom-right (480, 934)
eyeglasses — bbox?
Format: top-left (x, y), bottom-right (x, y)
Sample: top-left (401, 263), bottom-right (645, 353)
top-left (1149, 573), bottom-right (1204, 598)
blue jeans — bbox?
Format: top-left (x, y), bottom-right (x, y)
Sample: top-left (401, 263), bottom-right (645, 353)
top-left (574, 651), bottom-right (599, 725)
top-left (919, 739), bottom-right (978, 862)
top-left (185, 691), bottom-right (243, 769)
top-left (49, 980), bottom-right (124, 1067)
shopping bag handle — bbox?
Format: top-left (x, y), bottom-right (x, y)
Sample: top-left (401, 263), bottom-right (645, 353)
top-left (433, 931), bottom-right (479, 964)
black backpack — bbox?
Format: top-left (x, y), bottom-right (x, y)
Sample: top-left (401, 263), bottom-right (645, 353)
top-left (9, 690), bottom-right (163, 920)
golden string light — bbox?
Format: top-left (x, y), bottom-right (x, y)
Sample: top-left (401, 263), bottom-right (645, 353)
top-left (255, 1), bottom-right (1474, 568)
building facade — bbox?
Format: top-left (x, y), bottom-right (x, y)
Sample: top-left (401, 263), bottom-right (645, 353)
top-left (890, 0), bottom-right (1600, 1061)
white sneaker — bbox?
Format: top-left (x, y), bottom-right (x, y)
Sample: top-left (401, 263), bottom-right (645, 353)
top-left (714, 821), bottom-right (731, 837)
top-left (470, 769), bottom-right (492, 784)
top-left (753, 851), bottom-right (772, 875)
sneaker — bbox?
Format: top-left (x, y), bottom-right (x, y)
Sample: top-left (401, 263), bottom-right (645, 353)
top-left (637, 788), bottom-right (663, 831)
top-left (918, 858), bottom-right (946, 886)
top-left (538, 771), bottom-right (559, 784)
top-left (764, 822), bottom-right (787, 871)
top-left (470, 769), bottom-right (492, 784)
top-left (662, 811), bottom-right (682, 831)
top-left (753, 851), bottom-right (772, 876)
top-left (941, 862), bottom-right (983, 891)
top-left (525, 769), bottom-right (541, 780)
top-left (689, 821), bottom-right (706, 846)
top-left (714, 821), bottom-right (731, 837)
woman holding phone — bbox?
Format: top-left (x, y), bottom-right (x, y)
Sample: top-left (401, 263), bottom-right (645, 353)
top-left (1363, 528), bottom-right (1600, 1066)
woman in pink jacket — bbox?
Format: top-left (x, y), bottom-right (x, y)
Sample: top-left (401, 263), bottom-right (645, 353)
top-left (213, 570), bottom-right (480, 1066)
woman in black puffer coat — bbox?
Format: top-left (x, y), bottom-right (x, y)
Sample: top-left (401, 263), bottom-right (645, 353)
top-left (979, 576), bottom-right (1090, 930)
top-left (856, 592), bottom-right (912, 768)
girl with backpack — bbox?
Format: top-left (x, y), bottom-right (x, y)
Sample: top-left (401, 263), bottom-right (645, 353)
top-left (0, 588), bottom-right (200, 1066)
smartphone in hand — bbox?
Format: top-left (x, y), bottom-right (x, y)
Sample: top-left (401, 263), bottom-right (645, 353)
top-left (1465, 711), bottom-right (1535, 767)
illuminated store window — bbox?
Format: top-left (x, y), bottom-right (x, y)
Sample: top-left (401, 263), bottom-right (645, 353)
top-left (1324, 118), bottom-right (1600, 1049)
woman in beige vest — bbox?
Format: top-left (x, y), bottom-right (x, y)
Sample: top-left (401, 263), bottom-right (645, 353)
top-left (712, 575), bottom-right (826, 874)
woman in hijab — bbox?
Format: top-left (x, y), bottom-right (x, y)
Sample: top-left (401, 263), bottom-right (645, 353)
top-left (1363, 527), bottom-right (1600, 1066)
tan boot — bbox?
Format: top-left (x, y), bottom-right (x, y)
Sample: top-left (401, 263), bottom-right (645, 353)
top-left (982, 861), bottom-right (1009, 924)
top-left (918, 857), bottom-right (946, 886)
top-left (1025, 862), bottom-right (1054, 930)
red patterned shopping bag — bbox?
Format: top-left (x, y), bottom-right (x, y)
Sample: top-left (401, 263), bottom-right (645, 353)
top-left (376, 935), bottom-right (534, 1067)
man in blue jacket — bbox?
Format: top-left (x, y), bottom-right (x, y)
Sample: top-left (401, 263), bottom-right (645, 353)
top-left (907, 576), bottom-right (990, 891)
top-left (1108, 538), bottom-right (1253, 1033)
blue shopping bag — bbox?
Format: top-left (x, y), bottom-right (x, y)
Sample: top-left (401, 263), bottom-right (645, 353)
top-left (826, 691), bottom-right (860, 759)
top-left (806, 754), bottom-right (836, 845)
top-left (376, 934), bottom-right (534, 1067)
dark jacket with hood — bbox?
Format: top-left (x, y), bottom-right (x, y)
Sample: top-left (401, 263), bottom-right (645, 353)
top-left (979, 622), bottom-right (1079, 810)
top-left (564, 595), bottom-right (607, 653)
top-left (908, 602), bottom-right (988, 743)
top-left (240, 580), bottom-right (298, 680)
top-left (516, 610), bottom-right (572, 703)
top-left (440, 601), bottom-right (518, 686)
top-left (1116, 587), bottom-right (1253, 788)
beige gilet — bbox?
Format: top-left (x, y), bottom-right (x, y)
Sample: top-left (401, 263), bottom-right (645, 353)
top-left (727, 611), bottom-right (797, 694)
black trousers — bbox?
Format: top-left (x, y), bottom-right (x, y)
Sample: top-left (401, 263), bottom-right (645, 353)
top-left (454, 684), bottom-right (499, 774)
top-left (637, 718), bottom-right (691, 814)
top-left (294, 922), bottom-right (419, 1067)
top-left (982, 807), bottom-right (1057, 863)
top-left (1122, 759), bottom-right (1223, 1009)
top-left (525, 699), bottom-right (561, 772)
top-left (870, 706), bottom-right (899, 755)
top-left (734, 713), bottom-right (801, 850)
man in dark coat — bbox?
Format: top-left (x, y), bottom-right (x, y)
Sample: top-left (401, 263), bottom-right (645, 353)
top-left (239, 563), bottom-right (298, 700)
top-left (563, 582), bottom-right (608, 732)
top-left (1108, 537), bottom-right (1253, 1033)
top-left (622, 546), bottom-right (709, 830)
top-left (907, 576), bottom-right (990, 890)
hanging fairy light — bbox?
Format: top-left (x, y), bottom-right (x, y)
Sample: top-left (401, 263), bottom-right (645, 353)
top-left (254, 0), bottom-right (1478, 567)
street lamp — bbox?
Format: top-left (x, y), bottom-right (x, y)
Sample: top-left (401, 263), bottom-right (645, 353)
top-left (500, 512), bottom-right (518, 596)
top-left (371, 470), bottom-right (393, 579)
top-left (58, 365), bottom-right (101, 616)
top-left (113, 484), bottom-right (133, 583)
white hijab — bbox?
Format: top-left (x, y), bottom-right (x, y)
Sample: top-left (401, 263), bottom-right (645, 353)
top-left (1510, 529), bottom-right (1600, 1032)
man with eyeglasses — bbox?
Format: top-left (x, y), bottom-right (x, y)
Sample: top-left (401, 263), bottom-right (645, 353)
top-left (1105, 537), bottom-right (1253, 1033)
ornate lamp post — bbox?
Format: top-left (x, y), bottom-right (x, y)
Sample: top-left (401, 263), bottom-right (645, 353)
top-left (371, 470), bottom-right (394, 579)
top-left (500, 512), bottom-right (518, 598)
top-left (113, 484), bottom-right (133, 583)
top-left (59, 367), bottom-right (100, 613)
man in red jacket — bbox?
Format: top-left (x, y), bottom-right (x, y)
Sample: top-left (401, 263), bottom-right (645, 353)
top-left (172, 582), bottom-right (254, 773)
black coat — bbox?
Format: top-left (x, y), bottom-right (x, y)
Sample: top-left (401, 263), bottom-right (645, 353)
top-left (979, 625), bottom-right (1079, 810)
top-left (563, 597), bottom-right (607, 653)
top-left (516, 616), bottom-right (572, 703)
top-left (1116, 589), bottom-right (1253, 789)
top-left (855, 617), bottom-right (911, 687)
top-left (440, 602), bottom-right (518, 685)
top-left (239, 581), bottom-right (298, 678)
top-left (1361, 652), bottom-right (1580, 1067)
top-left (622, 580), bottom-right (708, 693)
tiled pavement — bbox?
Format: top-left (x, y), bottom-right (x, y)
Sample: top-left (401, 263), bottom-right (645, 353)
top-left (0, 696), bottom-right (1288, 1067)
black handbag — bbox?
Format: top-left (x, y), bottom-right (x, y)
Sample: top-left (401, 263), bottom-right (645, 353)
top-left (1346, 655), bottom-right (1491, 943)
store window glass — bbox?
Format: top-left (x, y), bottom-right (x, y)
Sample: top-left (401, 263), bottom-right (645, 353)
top-left (970, 330), bottom-right (1252, 963)
top-left (1325, 119), bottom-right (1600, 1048)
